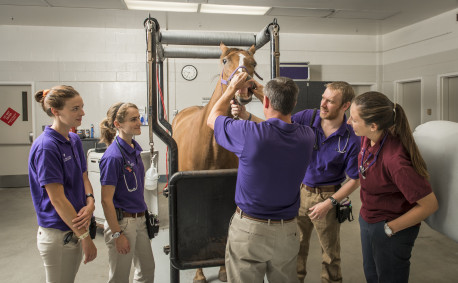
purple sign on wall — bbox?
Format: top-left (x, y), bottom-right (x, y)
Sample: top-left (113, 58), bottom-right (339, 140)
top-left (280, 63), bottom-right (309, 81)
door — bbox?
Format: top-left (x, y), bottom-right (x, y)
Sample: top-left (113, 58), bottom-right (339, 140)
top-left (442, 76), bottom-right (458, 122)
top-left (0, 85), bottom-right (33, 187)
top-left (398, 81), bottom-right (421, 131)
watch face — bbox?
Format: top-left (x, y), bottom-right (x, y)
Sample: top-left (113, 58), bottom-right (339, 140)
top-left (182, 65), bottom-right (198, 81)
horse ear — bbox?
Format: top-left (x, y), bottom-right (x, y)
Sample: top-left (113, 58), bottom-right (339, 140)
top-left (248, 45), bottom-right (256, 55)
top-left (220, 42), bottom-right (228, 56)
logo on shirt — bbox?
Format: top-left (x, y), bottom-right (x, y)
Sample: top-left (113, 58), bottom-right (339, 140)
top-left (126, 160), bottom-right (136, 168)
top-left (63, 153), bottom-right (72, 162)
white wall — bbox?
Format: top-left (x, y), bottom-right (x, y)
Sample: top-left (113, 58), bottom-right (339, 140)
top-left (381, 8), bottom-right (458, 122)
top-left (1, 8), bottom-right (457, 176)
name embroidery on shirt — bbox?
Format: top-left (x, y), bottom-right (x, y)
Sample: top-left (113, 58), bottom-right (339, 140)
top-left (63, 153), bottom-right (72, 162)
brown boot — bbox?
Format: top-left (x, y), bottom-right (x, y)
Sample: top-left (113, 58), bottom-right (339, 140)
top-left (218, 265), bottom-right (227, 282)
top-left (193, 268), bottom-right (207, 283)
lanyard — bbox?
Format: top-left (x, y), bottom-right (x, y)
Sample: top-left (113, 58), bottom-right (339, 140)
top-left (359, 132), bottom-right (388, 179)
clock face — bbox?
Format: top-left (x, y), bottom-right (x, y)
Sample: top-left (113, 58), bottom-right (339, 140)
top-left (181, 65), bottom-right (198, 81)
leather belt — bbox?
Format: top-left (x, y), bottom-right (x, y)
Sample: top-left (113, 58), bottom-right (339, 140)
top-left (304, 184), bottom-right (340, 193)
top-left (123, 211), bottom-right (145, 218)
top-left (236, 207), bottom-right (295, 224)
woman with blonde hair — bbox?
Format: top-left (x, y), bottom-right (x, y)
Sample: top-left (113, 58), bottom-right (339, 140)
top-left (347, 91), bottom-right (438, 283)
top-left (99, 102), bottom-right (155, 282)
top-left (29, 85), bottom-right (97, 282)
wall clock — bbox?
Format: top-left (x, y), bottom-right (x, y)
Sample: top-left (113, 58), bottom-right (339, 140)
top-left (181, 65), bottom-right (198, 81)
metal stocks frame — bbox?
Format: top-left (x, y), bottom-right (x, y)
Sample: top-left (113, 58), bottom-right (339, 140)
top-left (144, 17), bottom-right (280, 282)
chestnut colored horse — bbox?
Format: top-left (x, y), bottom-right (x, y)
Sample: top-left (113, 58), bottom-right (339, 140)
top-left (171, 43), bottom-right (258, 283)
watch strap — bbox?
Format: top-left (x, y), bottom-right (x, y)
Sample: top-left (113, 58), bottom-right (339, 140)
top-left (329, 196), bottom-right (338, 206)
top-left (86, 193), bottom-right (95, 200)
top-left (112, 230), bottom-right (123, 238)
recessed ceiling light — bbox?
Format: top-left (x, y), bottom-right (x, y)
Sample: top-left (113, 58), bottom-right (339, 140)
top-left (125, 0), bottom-right (198, 13)
top-left (200, 4), bottom-right (270, 16)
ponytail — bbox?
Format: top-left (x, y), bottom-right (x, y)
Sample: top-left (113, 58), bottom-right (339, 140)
top-left (390, 104), bottom-right (429, 178)
top-left (99, 118), bottom-right (117, 145)
top-left (355, 92), bottom-right (429, 178)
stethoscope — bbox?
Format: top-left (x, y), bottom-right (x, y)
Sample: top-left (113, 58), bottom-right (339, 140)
top-left (359, 132), bottom-right (388, 179)
top-left (313, 127), bottom-right (350, 154)
top-left (115, 137), bottom-right (138, 192)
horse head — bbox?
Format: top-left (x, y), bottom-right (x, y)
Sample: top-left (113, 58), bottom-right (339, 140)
top-left (219, 43), bottom-right (259, 105)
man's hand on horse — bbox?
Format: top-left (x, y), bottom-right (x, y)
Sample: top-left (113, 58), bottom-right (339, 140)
top-left (230, 100), bottom-right (249, 119)
top-left (250, 79), bottom-right (264, 101)
top-left (228, 72), bottom-right (253, 92)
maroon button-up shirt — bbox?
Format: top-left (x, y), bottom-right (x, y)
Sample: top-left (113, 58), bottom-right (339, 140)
top-left (359, 133), bottom-right (432, 223)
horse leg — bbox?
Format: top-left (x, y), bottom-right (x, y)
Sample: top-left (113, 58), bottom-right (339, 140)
top-left (193, 268), bottom-right (207, 283)
top-left (218, 265), bottom-right (227, 282)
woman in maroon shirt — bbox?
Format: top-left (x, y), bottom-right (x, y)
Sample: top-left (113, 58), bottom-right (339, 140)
top-left (347, 91), bottom-right (438, 283)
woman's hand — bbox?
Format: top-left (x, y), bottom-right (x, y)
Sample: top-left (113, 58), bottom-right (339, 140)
top-left (72, 204), bottom-right (95, 230)
top-left (81, 237), bottom-right (97, 264)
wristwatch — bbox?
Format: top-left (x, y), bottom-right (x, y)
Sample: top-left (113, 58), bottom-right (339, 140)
top-left (86, 193), bottom-right (95, 200)
top-left (384, 222), bottom-right (394, 237)
top-left (112, 231), bottom-right (123, 239)
top-left (329, 197), bottom-right (338, 207)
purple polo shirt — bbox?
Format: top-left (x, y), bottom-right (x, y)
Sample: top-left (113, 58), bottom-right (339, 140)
top-left (214, 116), bottom-right (314, 219)
top-left (99, 136), bottom-right (147, 213)
top-left (359, 134), bottom-right (432, 223)
top-left (292, 109), bottom-right (360, 186)
top-left (28, 126), bottom-right (87, 231)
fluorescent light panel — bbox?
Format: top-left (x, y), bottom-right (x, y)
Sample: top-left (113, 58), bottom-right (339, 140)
top-left (125, 0), bottom-right (198, 12)
top-left (201, 4), bottom-right (270, 15)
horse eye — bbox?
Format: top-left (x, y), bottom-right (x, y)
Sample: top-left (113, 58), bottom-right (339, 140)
top-left (253, 62), bottom-right (257, 68)
top-left (222, 59), bottom-right (227, 64)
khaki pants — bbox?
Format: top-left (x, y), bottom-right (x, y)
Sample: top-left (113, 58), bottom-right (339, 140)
top-left (104, 216), bottom-right (155, 283)
top-left (37, 226), bottom-right (83, 283)
top-left (297, 185), bottom-right (342, 283)
top-left (225, 211), bottom-right (300, 283)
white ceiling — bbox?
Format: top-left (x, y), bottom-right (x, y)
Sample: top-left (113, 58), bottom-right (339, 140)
top-left (0, 0), bottom-right (457, 34)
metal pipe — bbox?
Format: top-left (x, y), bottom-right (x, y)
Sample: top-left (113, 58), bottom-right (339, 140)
top-left (157, 60), bottom-right (173, 133)
top-left (254, 22), bottom-right (271, 50)
top-left (269, 20), bottom-right (280, 79)
top-left (160, 30), bottom-right (255, 46)
top-left (162, 46), bottom-right (222, 59)
top-left (145, 17), bottom-right (179, 283)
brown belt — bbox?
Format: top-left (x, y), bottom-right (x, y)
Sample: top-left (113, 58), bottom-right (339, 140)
top-left (236, 207), bottom-right (295, 224)
top-left (123, 211), bottom-right (145, 218)
top-left (304, 184), bottom-right (340, 193)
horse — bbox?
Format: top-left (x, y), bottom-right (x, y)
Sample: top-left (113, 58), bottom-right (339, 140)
top-left (171, 43), bottom-right (258, 283)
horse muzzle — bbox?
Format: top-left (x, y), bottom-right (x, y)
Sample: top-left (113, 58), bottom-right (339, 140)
top-left (235, 91), bottom-right (253, 105)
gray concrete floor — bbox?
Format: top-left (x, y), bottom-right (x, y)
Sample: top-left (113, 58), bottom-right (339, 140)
top-left (1, 185), bottom-right (458, 283)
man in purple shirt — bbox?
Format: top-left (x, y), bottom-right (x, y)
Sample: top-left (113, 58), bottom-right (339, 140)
top-left (207, 74), bottom-right (315, 282)
top-left (232, 81), bottom-right (361, 283)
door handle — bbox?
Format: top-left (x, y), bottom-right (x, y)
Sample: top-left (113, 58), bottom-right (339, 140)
top-left (29, 132), bottom-right (34, 144)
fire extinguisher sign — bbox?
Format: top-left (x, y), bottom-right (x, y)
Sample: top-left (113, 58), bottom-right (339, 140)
top-left (1, 107), bottom-right (20, 126)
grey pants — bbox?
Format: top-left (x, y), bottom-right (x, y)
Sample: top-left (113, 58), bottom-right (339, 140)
top-left (104, 216), bottom-right (155, 283)
top-left (37, 226), bottom-right (83, 283)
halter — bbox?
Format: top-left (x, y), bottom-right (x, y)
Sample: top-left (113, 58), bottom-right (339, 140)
top-left (220, 65), bottom-right (248, 86)
top-left (220, 66), bottom-right (264, 88)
